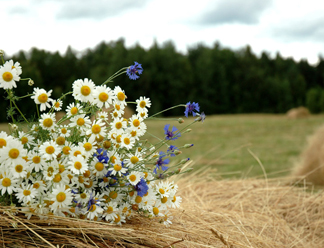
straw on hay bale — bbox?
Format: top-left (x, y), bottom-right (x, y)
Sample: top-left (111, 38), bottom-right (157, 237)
top-left (1, 169), bottom-right (323, 248)
top-left (286, 107), bottom-right (310, 119)
top-left (292, 124), bottom-right (324, 186)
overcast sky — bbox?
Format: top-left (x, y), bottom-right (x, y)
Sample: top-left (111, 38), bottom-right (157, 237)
top-left (2, 0), bottom-right (324, 65)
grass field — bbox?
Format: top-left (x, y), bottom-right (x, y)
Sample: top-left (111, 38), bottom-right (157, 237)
top-left (1, 114), bottom-right (324, 179)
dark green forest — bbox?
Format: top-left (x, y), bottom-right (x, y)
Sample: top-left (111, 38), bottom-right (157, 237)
top-left (2, 38), bottom-right (324, 122)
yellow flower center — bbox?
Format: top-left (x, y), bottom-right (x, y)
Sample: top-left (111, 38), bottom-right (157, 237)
top-left (113, 112), bottom-right (118, 118)
top-left (130, 130), bottom-right (137, 137)
top-left (85, 180), bottom-right (93, 188)
top-left (38, 93), bottom-right (48, 103)
top-left (54, 102), bottom-right (60, 108)
top-left (95, 135), bottom-right (104, 143)
top-left (76, 118), bottom-right (85, 126)
top-left (133, 119), bottom-right (140, 127)
top-left (99, 92), bottom-right (109, 102)
top-left (15, 164), bottom-right (23, 173)
top-left (89, 204), bottom-right (96, 212)
top-left (2, 72), bottom-right (13, 82)
top-left (139, 101), bottom-right (146, 108)
top-left (144, 172), bottom-right (148, 178)
top-left (0, 138), bottom-right (6, 148)
top-left (129, 174), bottom-right (136, 182)
top-left (9, 148), bottom-right (19, 159)
top-left (21, 136), bottom-right (28, 144)
top-left (83, 170), bottom-right (91, 177)
top-left (59, 164), bottom-right (65, 173)
top-left (56, 192), bottom-right (66, 202)
top-left (43, 118), bottom-right (53, 128)
top-left (113, 164), bottom-right (122, 172)
top-left (153, 207), bottom-right (159, 215)
top-left (110, 156), bottom-right (117, 163)
top-left (80, 85), bottom-right (91, 96)
top-left (53, 174), bottom-right (62, 183)
top-left (95, 162), bottom-right (104, 171)
top-left (159, 188), bottom-right (165, 194)
top-left (56, 136), bottom-right (65, 146)
top-left (78, 176), bottom-right (84, 183)
top-left (70, 107), bottom-right (78, 115)
top-left (74, 161), bottom-right (82, 170)
top-left (116, 135), bottom-right (122, 143)
top-left (45, 146), bottom-right (55, 154)
top-left (61, 128), bottom-right (67, 134)
top-left (106, 206), bottom-right (113, 214)
top-left (103, 140), bottom-right (111, 149)
top-left (115, 122), bottom-right (122, 129)
top-left (23, 189), bottom-right (31, 196)
top-left (135, 195), bottom-right (142, 204)
top-left (115, 104), bottom-right (120, 111)
top-left (2, 178), bottom-right (11, 187)
top-left (92, 124), bottom-right (101, 134)
top-left (83, 142), bottom-right (92, 151)
top-left (161, 196), bottom-right (168, 204)
top-left (73, 151), bottom-right (81, 157)
top-left (80, 193), bottom-right (87, 199)
top-left (33, 182), bottom-right (40, 189)
top-left (109, 191), bottom-right (118, 199)
top-left (123, 137), bottom-right (130, 145)
top-left (140, 112), bottom-right (146, 118)
top-left (114, 214), bottom-right (121, 223)
top-left (117, 92), bottom-right (125, 101)
top-left (62, 146), bottom-right (71, 155)
top-left (130, 156), bottom-right (139, 164)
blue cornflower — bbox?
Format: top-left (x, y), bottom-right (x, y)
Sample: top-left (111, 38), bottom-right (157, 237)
top-left (153, 151), bottom-right (170, 174)
top-left (126, 61), bottom-right (143, 80)
top-left (184, 101), bottom-right (200, 118)
top-left (135, 178), bottom-right (149, 197)
top-left (167, 145), bottom-right (179, 157)
top-left (164, 124), bottom-right (181, 140)
top-left (93, 148), bottom-right (109, 163)
top-left (87, 192), bottom-right (100, 211)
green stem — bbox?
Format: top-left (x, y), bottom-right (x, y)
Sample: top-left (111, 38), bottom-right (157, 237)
top-left (11, 100), bottom-right (29, 123)
top-left (147, 104), bottom-right (185, 119)
top-left (16, 94), bottom-right (34, 99)
top-left (101, 67), bottom-right (127, 85)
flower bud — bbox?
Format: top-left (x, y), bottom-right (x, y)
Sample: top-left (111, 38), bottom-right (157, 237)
top-left (184, 144), bottom-right (194, 148)
top-left (174, 150), bottom-right (182, 155)
top-left (0, 50), bottom-right (4, 56)
top-left (28, 79), bottom-right (34, 86)
top-left (178, 118), bottom-right (184, 124)
top-left (180, 158), bottom-right (190, 164)
top-left (10, 123), bottom-right (18, 131)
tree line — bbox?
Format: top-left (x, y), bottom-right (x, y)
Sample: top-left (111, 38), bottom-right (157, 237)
top-left (2, 38), bottom-right (324, 122)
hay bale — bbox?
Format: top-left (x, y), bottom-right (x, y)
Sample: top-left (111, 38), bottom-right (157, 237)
top-left (292, 124), bottom-right (324, 185)
top-left (287, 107), bottom-right (310, 119)
top-left (1, 170), bottom-right (324, 247)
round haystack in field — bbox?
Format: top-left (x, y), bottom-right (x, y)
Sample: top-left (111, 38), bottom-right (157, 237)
top-left (286, 106), bottom-right (310, 119)
top-left (292, 124), bottom-right (324, 185)
top-left (1, 169), bottom-right (323, 247)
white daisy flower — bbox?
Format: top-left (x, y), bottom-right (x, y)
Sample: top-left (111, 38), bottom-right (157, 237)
top-left (74, 191), bottom-right (91, 204)
top-left (18, 131), bottom-right (36, 149)
top-left (93, 85), bottom-right (114, 109)
top-left (137, 111), bottom-right (148, 119)
top-left (86, 120), bottom-right (107, 140)
top-left (0, 139), bottom-right (27, 166)
top-left (110, 117), bottom-right (126, 135)
top-left (107, 162), bottom-right (127, 177)
top-left (10, 161), bottom-right (28, 178)
top-left (155, 181), bottom-right (172, 198)
top-left (7, 59), bottom-right (22, 76)
top-left (120, 133), bottom-right (135, 150)
top-left (39, 112), bottom-right (56, 131)
top-left (68, 155), bottom-right (89, 174)
top-left (49, 184), bottom-right (73, 212)
top-left (102, 201), bottom-right (118, 221)
top-left (87, 200), bottom-right (103, 221)
top-left (53, 99), bottom-right (63, 111)
top-left (90, 157), bottom-right (107, 177)
top-left (39, 140), bottom-right (60, 161)
top-left (113, 86), bottom-right (127, 106)
top-left (136, 96), bottom-right (151, 113)
top-left (111, 213), bottom-right (126, 225)
top-left (31, 87), bottom-right (54, 112)
top-left (0, 131), bottom-right (13, 149)
top-left (72, 78), bottom-right (95, 103)
top-left (0, 61), bottom-right (20, 89)
top-left (0, 171), bottom-right (19, 195)
top-left (69, 114), bottom-right (91, 133)
top-left (96, 111), bottom-right (109, 121)
top-left (43, 160), bottom-right (59, 181)
top-left (57, 125), bottom-right (71, 138)
top-left (151, 205), bottom-right (164, 217)
top-left (79, 139), bottom-right (96, 157)
top-left (66, 102), bottom-right (83, 117)
top-left (127, 171), bottom-right (143, 186)
top-left (15, 183), bottom-right (38, 204)
top-left (124, 150), bottom-right (144, 168)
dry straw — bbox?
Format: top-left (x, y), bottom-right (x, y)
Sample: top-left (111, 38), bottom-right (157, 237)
top-left (0, 166), bottom-right (323, 248)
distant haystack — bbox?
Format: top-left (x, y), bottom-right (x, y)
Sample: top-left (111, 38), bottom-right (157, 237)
top-left (292, 124), bottom-right (324, 185)
top-left (287, 106), bottom-right (310, 119)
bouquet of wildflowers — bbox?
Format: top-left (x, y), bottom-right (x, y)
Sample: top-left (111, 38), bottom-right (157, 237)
top-left (0, 50), bottom-right (205, 226)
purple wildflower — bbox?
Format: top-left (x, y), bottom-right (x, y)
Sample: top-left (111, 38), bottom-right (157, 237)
top-left (135, 178), bottom-right (149, 197)
top-left (87, 192), bottom-right (100, 211)
top-left (184, 101), bottom-right (200, 118)
top-left (126, 61), bottom-right (143, 80)
top-left (167, 145), bottom-right (179, 157)
top-left (164, 124), bottom-right (181, 140)
top-left (93, 148), bottom-right (109, 163)
top-left (153, 151), bottom-right (170, 174)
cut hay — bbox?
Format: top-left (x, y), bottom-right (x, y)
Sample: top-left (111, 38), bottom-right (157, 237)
top-left (292, 124), bottom-right (324, 185)
top-left (1, 170), bottom-right (323, 247)
top-left (286, 107), bottom-right (310, 119)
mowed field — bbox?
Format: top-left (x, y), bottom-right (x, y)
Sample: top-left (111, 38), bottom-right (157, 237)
top-left (1, 114), bottom-right (324, 179)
